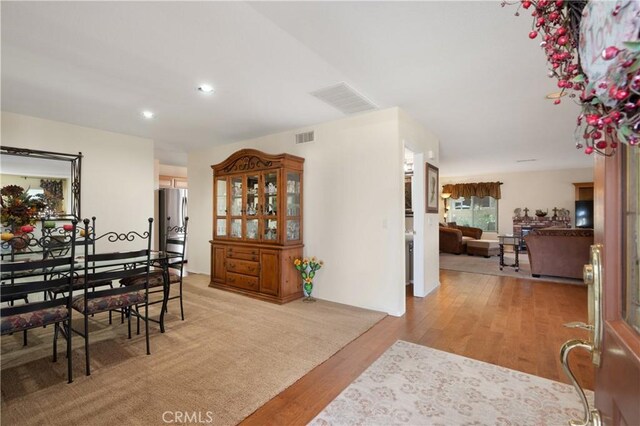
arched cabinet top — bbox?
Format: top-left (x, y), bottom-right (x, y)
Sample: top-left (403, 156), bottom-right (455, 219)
top-left (211, 149), bottom-right (304, 175)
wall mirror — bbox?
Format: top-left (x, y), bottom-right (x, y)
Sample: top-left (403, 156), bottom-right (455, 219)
top-left (0, 146), bottom-right (82, 219)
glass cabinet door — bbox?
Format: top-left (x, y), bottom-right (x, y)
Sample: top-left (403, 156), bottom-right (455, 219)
top-left (230, 176), bottom-right (243, 238)
top-left (246, 174), bottom-right (259, 240)
top-left (286, 172), bottom-right (301, 241)
top-left (263, 171), bottom-right (278, 241)
top-left (215, 178), bottom-right (227, 237)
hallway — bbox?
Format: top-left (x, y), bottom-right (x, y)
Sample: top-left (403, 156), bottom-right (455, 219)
top-left (244, 270), bottom-right (593, 425)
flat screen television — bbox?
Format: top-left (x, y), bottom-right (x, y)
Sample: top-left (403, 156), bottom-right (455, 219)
top-left (575, 200), bottom-right (594, 228)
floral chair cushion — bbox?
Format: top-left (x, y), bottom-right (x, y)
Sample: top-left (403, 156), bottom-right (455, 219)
top-left (1, 306), bottom-right (69, 335)
top-left (119, 270), bottom-right (181, 288)
top-left (50, 276), bottom-right (113, 295)
top-left (72, 291), bottom-right (145, 314)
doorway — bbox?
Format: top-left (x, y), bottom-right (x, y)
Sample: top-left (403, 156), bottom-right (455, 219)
top-left (403, 143), bottom-right (426, 297)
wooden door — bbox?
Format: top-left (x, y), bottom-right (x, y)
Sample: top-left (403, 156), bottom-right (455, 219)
top-left (212, 246), bottom-right (226, 282)
top-left (284, 170), bottom-right (302, 244)
top-left (593, 146), bottom-right (640, 425)
top-left (173, 177), bottom-right (188, 189)
top-left (260, 250), bottom-right (279, 296)
top-left (213, 177), bottom-right (228, 239)
top-left (261, 170), bottom-right (279, 243)
top-left (229, 175), bottom-right (244, 240)
top-left (245, 173), bottom-right (260, 241)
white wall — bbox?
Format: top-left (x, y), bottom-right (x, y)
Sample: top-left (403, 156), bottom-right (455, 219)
top-left (189, 108), bottom-right (414, 315)
top-left (440, 167), bottom-right (594, 238)
top-left (159, 164), bottom-right (187, 178)
top-left (1, 112), bottom-right (155, 248)
top-left (399, 110), bottom-right (440, 297)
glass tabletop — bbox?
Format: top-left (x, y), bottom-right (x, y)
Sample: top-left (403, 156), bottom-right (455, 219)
top-left (1, 251), bottom-right (181, 281)
top-left (498, 234), bottom-right (520, 245)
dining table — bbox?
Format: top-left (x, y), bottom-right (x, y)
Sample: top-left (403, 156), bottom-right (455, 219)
top-left (0, 250), bottom-right (182, 333)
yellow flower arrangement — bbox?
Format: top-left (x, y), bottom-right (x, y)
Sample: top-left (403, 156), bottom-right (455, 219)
top-left (293, 255), bottom-right (324, 301)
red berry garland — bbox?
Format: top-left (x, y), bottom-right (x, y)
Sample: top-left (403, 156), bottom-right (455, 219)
top-left (502, 0), bottom-right (640, 155)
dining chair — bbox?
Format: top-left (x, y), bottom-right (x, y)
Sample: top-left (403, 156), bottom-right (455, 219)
top-left (0, 222), bottom-right (78, 383)
top-left (71, 218), bottom-right (153, 376)
top-left (46, 217), bottom-right (113, 307)
top-left (1, 225), bottom-right (45, 346)
top-left (120, 216), bottom-right (189, 322)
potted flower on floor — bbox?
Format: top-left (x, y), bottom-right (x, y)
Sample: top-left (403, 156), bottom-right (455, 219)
top-left (293, 256), bottom-right (324, 302)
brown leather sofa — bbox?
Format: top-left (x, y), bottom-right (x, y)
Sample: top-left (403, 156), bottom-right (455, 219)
top-left (439, 223), bottom-right (483, 255)
top-left (524, 228), bottom-right (594, 280)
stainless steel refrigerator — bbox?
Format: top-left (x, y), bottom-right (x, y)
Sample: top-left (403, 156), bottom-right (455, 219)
top-left (157, 188), bottom-right (188, 258)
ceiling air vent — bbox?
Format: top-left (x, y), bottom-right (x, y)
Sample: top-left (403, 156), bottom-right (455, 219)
top-left (295, 131), bottom-right (315, 144)
top-left (310, 82), bottom-right (378, 115)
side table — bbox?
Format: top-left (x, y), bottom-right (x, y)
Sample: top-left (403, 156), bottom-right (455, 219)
top-left (498, 234), bottom-right (521, 272)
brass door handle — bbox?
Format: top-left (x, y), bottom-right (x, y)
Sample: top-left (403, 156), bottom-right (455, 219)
top-left (560, 339), bottom-right (602, 426)
top-left (559, 244), bottom-right (604, 426)
top-left (585, 244), bottom-right (604, 367)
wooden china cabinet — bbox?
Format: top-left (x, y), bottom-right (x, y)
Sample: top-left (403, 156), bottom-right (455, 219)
top-left (209, 149), bottom-right (304, 304)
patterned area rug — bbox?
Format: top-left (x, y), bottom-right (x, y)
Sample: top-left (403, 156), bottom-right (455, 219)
top-left (311, 340), bottom-right (592, 426)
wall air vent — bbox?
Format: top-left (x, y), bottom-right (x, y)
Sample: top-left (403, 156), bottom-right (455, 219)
top-left (310, 82), bottom-right (378, 115)
top-left (295, 131), bottom-right (315, 144)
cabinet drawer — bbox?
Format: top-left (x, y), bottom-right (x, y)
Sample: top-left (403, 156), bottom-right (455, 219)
top-left (226, 259), bottom-right (260, 276)
top-left (227, 247), bottom-right (259, 261)
top-left (225, 272), bottom-right (259, 291)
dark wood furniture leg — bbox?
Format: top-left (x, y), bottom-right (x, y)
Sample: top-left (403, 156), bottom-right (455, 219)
top-left (158, 264), bottom-right (170, 333)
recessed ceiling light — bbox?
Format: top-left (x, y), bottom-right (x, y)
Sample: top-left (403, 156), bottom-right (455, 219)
top-left (545, 91), bottom-right (567, 100)
top-left (197, 84), bottom-right (214, 94)
top-left (141, 110), bottom-right (155, 119)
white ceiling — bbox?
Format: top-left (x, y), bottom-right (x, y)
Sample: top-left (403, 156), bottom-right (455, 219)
top-left (1, 1), bottom-right (592, 175)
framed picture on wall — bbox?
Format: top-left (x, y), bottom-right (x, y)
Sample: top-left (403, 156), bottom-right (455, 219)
top-left (426, 163), bottom-right (439, 213)
top-left (405, 176), bottom-right (413, 216)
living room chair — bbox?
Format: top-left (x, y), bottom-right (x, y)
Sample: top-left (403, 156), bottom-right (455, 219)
top-left (439, 223), bottom-right (483, 254)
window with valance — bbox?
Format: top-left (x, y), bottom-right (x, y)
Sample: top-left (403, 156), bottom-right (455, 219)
top-left (442, 182), bottom-right (501, 232)
top-left (441, 182), bottom-right (502, 200)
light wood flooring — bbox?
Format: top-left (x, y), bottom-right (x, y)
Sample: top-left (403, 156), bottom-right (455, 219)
top-left (242, 269), bottom-right (594, 425)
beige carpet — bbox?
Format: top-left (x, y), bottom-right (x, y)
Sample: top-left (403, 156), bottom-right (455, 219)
top-left (312, 340), bottom-right (593, 426)
top-left (1, 274), bottom-right (385, 425)
top-left (440, 252), bottom-right (584, 285)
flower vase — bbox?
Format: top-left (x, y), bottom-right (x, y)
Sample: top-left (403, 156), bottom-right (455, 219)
top-left (303, 281), bottom-right (315, 302)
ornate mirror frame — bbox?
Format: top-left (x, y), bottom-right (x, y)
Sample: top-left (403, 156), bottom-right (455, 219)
top-left (0, 146), bottom-right (83, 219)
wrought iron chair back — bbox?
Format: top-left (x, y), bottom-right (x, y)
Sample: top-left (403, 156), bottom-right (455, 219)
top-left (40, 215), bottom-right (91, 260)
top-left (0, 221), bottom-right (78, 382)
top-left (164, 216), bottom-right (188, 320)
top-left (165, 216), bottom-right (188, 269)
top-left (72, 217), bottom-right (154, 376)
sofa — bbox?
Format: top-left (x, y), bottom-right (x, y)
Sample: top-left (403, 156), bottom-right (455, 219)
top-left (524, 228), bottom-right (594, 280)
top-left (439, 223), bottom-right (483, 255)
